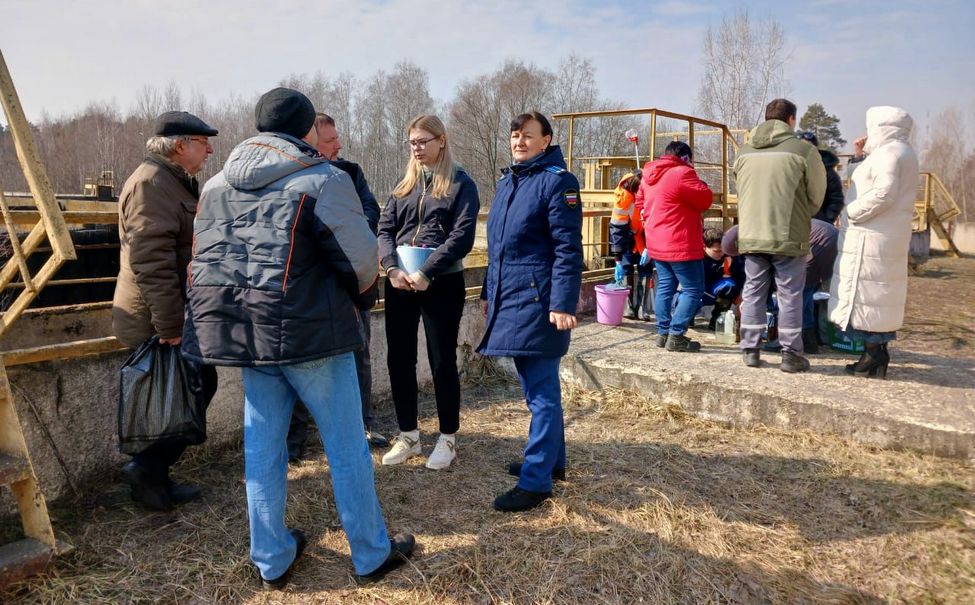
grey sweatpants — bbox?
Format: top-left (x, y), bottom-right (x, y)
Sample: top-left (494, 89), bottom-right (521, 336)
top-left (739, 253), bottom-right (807, 356)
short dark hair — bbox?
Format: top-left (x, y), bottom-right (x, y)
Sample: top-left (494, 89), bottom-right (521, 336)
top-left (663, 140), bottom-right (692, 161)
top-left (511, 111), bottom-right (553, 138)
top-left (765, 99), bottom-right (797, 123)
top-left (703, 227), bottom-right (724, 247)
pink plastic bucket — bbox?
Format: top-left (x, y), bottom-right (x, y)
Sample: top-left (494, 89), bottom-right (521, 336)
top-left (595, 284), bottom-right (630, 326)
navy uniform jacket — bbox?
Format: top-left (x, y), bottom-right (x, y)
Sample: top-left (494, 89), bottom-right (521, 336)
top-left (477, 145), bottom-right (584, 357)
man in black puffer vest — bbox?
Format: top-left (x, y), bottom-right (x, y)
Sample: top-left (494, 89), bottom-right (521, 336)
top-left (182, 88), bottom-right (414, 589)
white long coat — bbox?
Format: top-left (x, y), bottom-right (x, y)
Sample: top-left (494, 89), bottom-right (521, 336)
top-left (829, 106), bottom-right (920, 333)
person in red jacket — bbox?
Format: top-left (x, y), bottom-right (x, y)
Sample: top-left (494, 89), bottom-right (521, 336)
top-left (636, 141), bottom-right (713, 352)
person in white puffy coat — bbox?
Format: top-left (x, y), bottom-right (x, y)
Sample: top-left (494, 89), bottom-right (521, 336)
top-left (828, 106), bottom-right (919, 378)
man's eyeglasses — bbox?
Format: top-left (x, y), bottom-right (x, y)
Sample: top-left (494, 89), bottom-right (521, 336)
top-left (405, 136), bottom-right (439, 149)
top-left (186, 136), bottom-right (211, 147)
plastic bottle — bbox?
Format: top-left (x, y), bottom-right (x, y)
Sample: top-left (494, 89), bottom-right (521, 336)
top-left (715, 309), bottom-right (736, 344)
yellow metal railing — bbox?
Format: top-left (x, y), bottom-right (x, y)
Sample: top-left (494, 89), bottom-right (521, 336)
top-left (553, 107), bottom-right (739, 229)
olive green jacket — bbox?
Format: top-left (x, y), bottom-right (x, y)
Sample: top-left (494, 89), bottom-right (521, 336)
top-left (733, 120), bottom-right (827, 256)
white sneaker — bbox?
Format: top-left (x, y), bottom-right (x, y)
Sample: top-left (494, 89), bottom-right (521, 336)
top-left (381, 433), bottom-right (422, 466)
top-left (425, 435), bottom-right (456, 470)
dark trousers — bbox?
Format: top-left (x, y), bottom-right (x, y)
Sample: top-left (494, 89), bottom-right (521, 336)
top-left (131, 364), bottom-right (218, 475)
top-left (384, 270), bottom-right (465, 435)
top-left (287, 313), bottom-right (373, 456)
top-left (740, 254), bottom-right (806, 355)
top-left (514, 356), bottom-right (565, 493)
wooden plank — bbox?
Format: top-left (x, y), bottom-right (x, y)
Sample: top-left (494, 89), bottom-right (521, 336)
top-left (0, 191), bottom-right (35, 292)
top-left (6, 276), bottom-right (116, 288)
top-left (0, 537), bottom-right (53, 590)
top-left (0, 363), bottom-right (55, 547)
top-left (6, 210), bottom-right (119, 226)
top-left (0, 51), bottom-right (75, 262)
top-left (2, 336), bottom-right (128, 367)
top-left (0, 452), bottom-right (30, 486)
top-left (0, 221), bottom-right (45, 291)
top-left (0, 254), bottom-right (63, 338)
top-left (928, 208), bottom-right (961, 258)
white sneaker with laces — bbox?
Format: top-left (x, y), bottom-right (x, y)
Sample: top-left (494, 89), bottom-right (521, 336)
top-left (381, 433), bottom-right (422, 466)
top-left (425, 434), bottom-right (456, 470)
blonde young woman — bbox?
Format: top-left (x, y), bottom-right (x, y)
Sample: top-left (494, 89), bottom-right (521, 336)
top-left (377, 115), bottom-right (480, 470)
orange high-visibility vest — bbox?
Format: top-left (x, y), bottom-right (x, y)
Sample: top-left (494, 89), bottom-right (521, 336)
top-left (610, 176), bottom-right (646, 254)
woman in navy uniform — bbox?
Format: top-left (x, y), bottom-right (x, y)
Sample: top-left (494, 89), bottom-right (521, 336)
top-left (478, 111), bottom-right (584, 512)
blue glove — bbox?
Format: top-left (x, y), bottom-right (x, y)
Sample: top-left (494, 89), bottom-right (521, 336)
top-left (614, 262), bottom-right (625, 284)
top-left (639, 250), bottom-right (651, 266)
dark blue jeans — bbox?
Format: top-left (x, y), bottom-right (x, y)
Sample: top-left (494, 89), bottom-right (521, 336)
top-left (653, 260), bottom-right (704, 336)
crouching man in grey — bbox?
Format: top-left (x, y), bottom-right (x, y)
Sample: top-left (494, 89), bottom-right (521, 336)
top-left (181, 88), bottom-right (414, 589)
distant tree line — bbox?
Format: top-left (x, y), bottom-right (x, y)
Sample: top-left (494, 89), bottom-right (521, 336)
top-left (0, 55), bottom-right (638, 205)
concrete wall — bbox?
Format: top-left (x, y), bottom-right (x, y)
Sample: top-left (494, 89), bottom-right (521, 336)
top-left (4, 274), bottom-right (607, 502)
top-left (930, 221), bottom-right (975, 255)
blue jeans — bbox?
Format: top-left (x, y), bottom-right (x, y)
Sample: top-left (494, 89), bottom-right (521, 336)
top-left (514, 356), bottom-right (566, 493)
top-left (241, 353), bottom-right (390, 579)
top-left (653, 260), bottom-right (704, 336)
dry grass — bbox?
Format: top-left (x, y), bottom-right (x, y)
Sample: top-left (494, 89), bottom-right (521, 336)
top-left (2, 373), bottom-right (973, 604)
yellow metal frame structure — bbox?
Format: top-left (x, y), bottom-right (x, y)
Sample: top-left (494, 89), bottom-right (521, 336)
top-left (553, 108), bottom-right (739, 264)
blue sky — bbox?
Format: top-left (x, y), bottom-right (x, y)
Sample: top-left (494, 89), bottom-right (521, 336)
top-left (0, 0), bottom-right (972, 150)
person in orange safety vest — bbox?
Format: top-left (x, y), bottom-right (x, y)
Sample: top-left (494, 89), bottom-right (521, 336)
top-left (609, 171), bottom-right (654, 320)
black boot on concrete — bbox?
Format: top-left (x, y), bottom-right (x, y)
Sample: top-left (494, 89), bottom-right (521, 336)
top-left (802, 328), bottom-right (820, 354)
top-left (743, 348), bottom-right (761, 368)
top-left (845, 344), bottom-right (889, 379)
top-left (780, 351), bottom-right (810, 373)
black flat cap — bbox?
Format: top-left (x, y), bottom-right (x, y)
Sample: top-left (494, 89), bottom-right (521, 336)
top-left (153, 111), bottom-right (219, 137)
top-left (255, 87), bottom-right (316, 139)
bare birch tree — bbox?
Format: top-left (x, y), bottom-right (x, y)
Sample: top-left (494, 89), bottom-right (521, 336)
top-left (696, 10), bottom-right (789, 131)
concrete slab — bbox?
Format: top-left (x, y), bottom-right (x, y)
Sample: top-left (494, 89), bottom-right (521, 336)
top-left (561, 318), bottom-right (975, 460)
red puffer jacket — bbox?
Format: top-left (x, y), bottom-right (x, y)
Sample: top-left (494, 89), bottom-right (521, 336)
top-left (635, 155), bottom-right (713, 262)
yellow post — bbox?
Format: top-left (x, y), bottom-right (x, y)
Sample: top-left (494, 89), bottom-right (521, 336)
top-left (0, 49), bottom-right (75, 263)
top-left (566, 116), bottom-right (574, 173)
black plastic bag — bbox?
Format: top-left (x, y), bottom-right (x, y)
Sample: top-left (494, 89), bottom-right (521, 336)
top-left (118, 336), bottom-right (207, 455)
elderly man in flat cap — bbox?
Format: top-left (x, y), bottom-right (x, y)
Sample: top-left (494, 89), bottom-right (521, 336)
top-left (112, 111), bottom-right (220, 511)
top-left (181, 88), bottom-right (415, 589)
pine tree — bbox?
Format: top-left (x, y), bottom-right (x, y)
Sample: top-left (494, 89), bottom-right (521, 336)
top-left (799, 103), bottom-right (846, 150)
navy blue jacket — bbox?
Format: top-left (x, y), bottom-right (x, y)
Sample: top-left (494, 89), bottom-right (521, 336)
top-left (478, 146), bottom-right (583, 357)
top-left (377, 168), bottom-right (480, 279)
top-left (332, 158), bottom-right (380, 234)
top-left (182, 134), bottom-right (378, 367)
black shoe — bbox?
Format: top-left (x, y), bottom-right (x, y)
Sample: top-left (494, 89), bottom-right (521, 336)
top-left (287, 446), bottom-right (306, 465)
top-left (122, 461), bottom-right (173, 512)
top-left (167, 480), bottom-right (202, 506)
top-left (355, 533), bottom-right (416, 585)
top-left (780, 351), bottom-right (810, 373)
top-left (493, 486), bottom-right (552, 512)
top-left (655, 334), bottom-right (668, 348)
top-left (801, 328), bottom-right (819, 354)
top-left (844, 345), bottom-right (889, 379)
top-left (365, 429), bottom-right (390, 449)
top-left (665, 334), bottom-right (701, 352)
top-left (507, 461), bottom-right (566, 482)
top-left (262, 528), bottom-right (308, 590)
top-left (743, 348), bottom-right (761, 368)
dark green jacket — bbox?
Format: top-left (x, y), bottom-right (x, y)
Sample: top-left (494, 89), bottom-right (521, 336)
top-left (733, 120), bottom-right (827, 256)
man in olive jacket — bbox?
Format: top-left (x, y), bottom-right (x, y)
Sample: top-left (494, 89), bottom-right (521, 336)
top-left (112, 111), bottom-right (219, 511)
top-left (734, 99), bottom-right (826, 372)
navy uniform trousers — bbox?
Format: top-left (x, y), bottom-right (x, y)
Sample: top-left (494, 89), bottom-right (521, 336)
top-left (513, 356), bottom-right (566, 493)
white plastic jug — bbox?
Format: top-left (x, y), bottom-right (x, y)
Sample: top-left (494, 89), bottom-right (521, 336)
top-left (715, 309), bottom-right (736, 344)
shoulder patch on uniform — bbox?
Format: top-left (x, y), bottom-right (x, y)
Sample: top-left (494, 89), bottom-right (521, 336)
top-left (564, 189), bottom-right (579, 208)
top-left (544, 165), bottom-right (567, 175)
